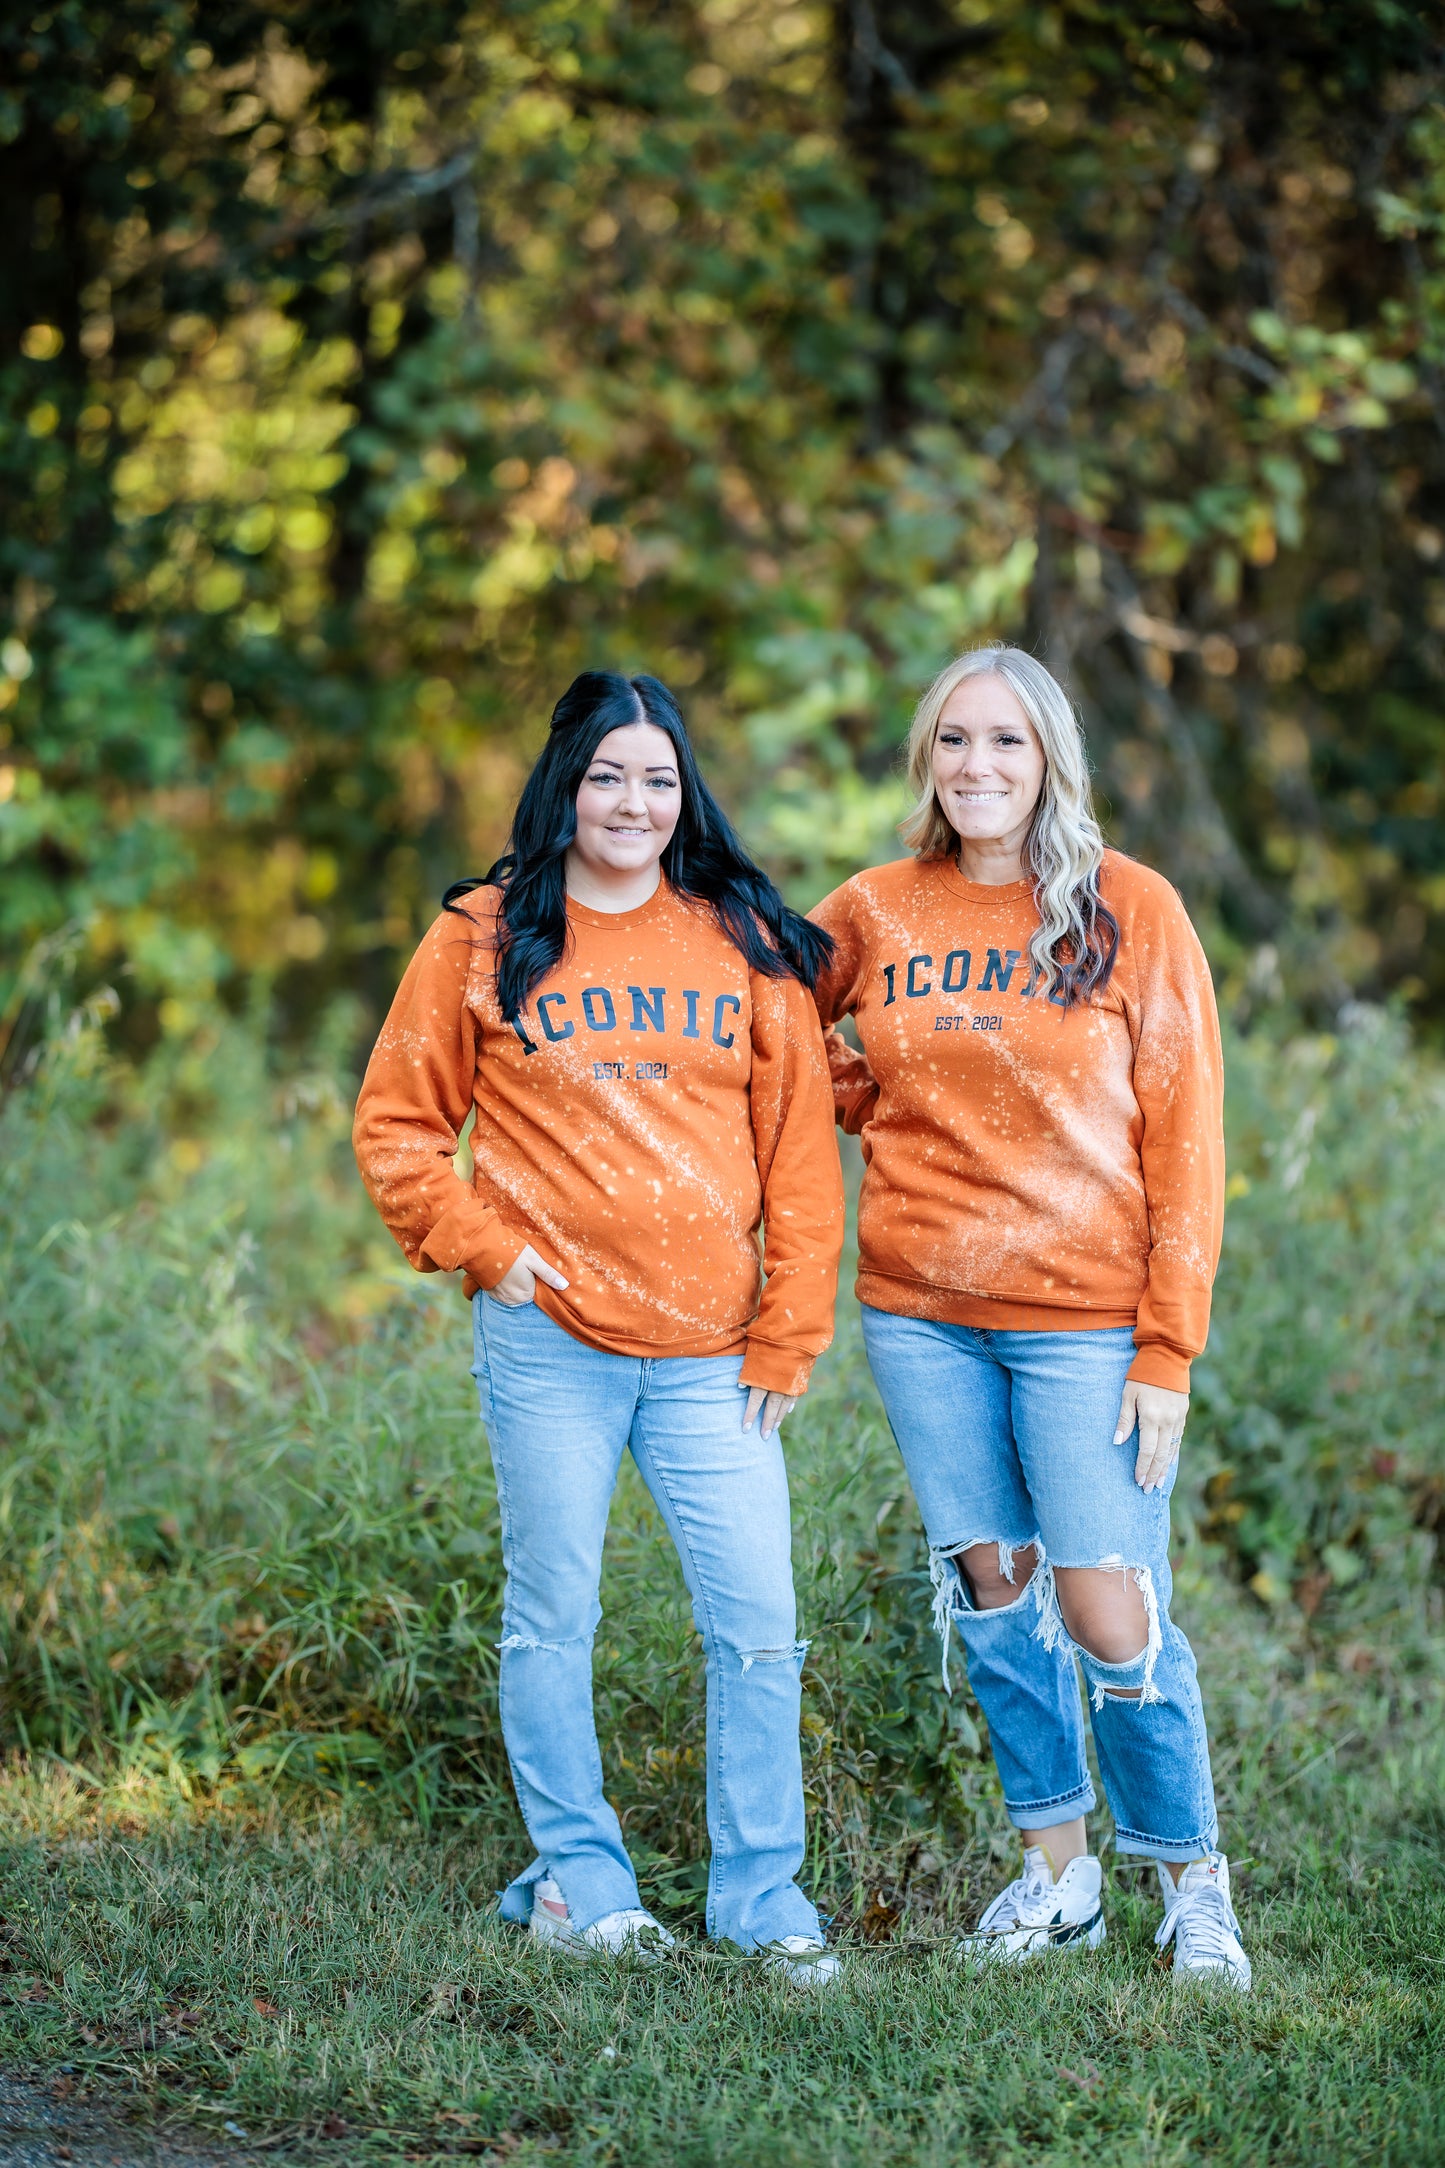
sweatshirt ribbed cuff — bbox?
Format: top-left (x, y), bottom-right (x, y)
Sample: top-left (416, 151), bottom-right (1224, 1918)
top-left (1127, 1343), bottom-right (1193, 1393)
top-left (419, 1201), bottom-right (526, 1289)
top-left (738, 1339), bottom-right (816, 1398)
top-left (835, 1085), bottom-right (879, 1137)
top-left (464, 1224), bottom-right (529, 1290)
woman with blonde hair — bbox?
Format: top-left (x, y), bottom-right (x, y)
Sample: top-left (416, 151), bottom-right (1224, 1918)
top-left (810, 644), bottom-right (1250, 1986)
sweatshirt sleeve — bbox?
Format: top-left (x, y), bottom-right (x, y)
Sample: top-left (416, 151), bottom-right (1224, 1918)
top-left (808, 882), bottom-right (881, 1135)
top-left (1124, 881), bottom-right (1226, 1392)
top-left (741, 970), bottom-right (846, 1396)
top-left (352, 906), bottom-right (528, 1291)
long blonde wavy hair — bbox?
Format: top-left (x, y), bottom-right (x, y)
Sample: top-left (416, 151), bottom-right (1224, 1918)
top-left (898, 645), bottom-right (1119, 1006)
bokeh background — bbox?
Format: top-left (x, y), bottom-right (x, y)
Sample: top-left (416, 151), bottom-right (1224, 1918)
top-left (1, 11), bottom-right (1444, 2157)
top-left (5, 0), bottom-right (1445, 1060)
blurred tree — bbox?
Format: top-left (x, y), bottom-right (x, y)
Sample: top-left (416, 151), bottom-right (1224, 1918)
top-left (1, 0), bottom-right (1443, 1055)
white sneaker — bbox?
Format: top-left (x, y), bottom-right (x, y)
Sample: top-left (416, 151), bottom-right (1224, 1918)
top-left (958, 1847), bottom-right (1106, 1964)
top-left (761, 1934), bottom-right (841, 1990)
top-left (528, 1876), bottom-right (675, 1963)
top-left (1155, 1853), bottom-right (1251, 1989)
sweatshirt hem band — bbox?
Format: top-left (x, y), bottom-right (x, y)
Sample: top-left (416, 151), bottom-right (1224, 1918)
top-left (855, 1272), bottom-right (1139, 1335)
top-left (465, 1284), bottom-right (819, 1392)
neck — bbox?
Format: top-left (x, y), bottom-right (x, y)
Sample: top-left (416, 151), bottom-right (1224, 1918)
top-left (955, 832), bottom-right (1029, 886)
top-left (563, 851), bottom-right (663, 914)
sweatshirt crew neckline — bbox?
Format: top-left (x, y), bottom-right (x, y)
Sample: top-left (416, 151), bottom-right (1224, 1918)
top-left (936, 858), bottom-right (1037, 907)
top-left (564, 879), bottom-right (673, 931)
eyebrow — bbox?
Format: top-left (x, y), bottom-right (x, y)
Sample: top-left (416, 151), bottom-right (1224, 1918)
top-left (591, 760), bottom-right (678, 771)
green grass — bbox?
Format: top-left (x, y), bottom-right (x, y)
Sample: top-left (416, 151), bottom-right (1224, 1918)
top-left (1, 1572), bottom-right (1441, 2166)
top-left (0, 1007), bottom-right (1442, 2162)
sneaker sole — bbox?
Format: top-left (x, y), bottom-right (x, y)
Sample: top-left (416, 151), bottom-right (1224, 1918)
top-left (960, 1909), bottom-right (1107, 1965)
top-left (528, 1919), bottom-right (672, 1964)
top-left (1168, 1957), bottom-right (1252, 1992)
top-left (528, 1918), bottom-right (589, 1956)
top-left (766, 1958), bottom-right (842, 1991)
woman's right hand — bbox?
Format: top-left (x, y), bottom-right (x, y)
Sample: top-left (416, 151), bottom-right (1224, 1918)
top-left (490, 1244), bottom-right (570, 1308)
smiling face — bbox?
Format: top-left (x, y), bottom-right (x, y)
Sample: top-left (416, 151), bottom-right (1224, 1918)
top-left (931, 673), bottom-right (1048, 876)
top-left (568, 720), bottom-right (682, 895)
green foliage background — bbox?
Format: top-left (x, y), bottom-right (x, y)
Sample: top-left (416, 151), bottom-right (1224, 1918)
top-left (4, 0), bottom-right (1445, 1052)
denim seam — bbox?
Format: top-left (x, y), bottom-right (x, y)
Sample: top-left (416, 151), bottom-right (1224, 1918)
top-left (491, 1433), bottom-right (570, 1835)
top-left (488, 1435), bottom-right (519, 1634)
top-left (1186, 1621), bottom-right (1216, 1839)
top-left (472, 1302), bottom-right (497, 1431)
top-left (482, 1304), bottom-right (604, 1859)
top-left (625, 1419), bottom-right (734, 1918)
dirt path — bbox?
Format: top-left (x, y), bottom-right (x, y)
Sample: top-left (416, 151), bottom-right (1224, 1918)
top-left (0, 2074), bottom-right (271, 2168)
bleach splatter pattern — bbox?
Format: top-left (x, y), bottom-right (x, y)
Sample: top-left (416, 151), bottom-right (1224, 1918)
top-left (810, 850), bottom-right (1224, 1392)
top-left (352, 881), bottom-right (844, 1398)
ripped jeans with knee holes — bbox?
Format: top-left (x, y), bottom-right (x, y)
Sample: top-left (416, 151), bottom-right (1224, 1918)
top-left (862, 1307), bottom-right (1219, 1863)
top-left (471, 1291), bottom-right (821, 1949)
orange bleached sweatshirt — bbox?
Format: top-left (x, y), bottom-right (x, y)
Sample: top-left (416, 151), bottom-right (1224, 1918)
top-left (809, 850), bottom-right (1224, 1392)
top-left (353, 879), bottom-right (844, 1397)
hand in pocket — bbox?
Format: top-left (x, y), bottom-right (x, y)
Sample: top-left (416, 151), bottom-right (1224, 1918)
top-left (490, 1245), bottom-right (570, 1308)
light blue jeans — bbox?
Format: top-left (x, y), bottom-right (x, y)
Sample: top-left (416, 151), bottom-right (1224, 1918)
top-left (471, 1292), bottom-right (820, 1948)
top-left (861, 1307), bottom-right (1218, 1863)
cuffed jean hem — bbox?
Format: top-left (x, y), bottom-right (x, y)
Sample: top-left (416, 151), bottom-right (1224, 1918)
top-left (1002, 1779), bottom-right (1097, 1832)
top-left (498, 1854), bottom-right (643, 1932)
top-left (1110, 1824), bottom-right (1220, 1864)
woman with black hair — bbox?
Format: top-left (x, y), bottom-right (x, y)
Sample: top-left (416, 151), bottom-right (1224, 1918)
top-left (354, 672), bottom-right (845, 1982)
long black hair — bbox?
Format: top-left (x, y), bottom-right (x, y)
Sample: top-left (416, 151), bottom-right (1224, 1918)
top-left (444, 671), bottom-right (833, 1025)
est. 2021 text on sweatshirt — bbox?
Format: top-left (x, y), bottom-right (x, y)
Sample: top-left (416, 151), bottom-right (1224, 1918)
top-left (809, 850), bottom-right (1224, 1391)
top-left (352, 879), bottom-right (845, 1397)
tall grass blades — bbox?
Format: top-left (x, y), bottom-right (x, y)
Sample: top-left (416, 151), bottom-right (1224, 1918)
top-left (0, 1007), bottom-right (1440, 1897)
